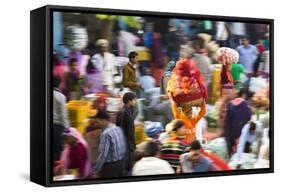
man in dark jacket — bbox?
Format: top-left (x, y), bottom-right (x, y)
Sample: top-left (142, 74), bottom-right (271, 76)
top-left (116, 92), bottom-right (138, 175)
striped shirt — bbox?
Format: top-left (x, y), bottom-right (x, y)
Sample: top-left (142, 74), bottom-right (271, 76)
top-left (160, 137), bottom-right (190, 170)
top-left (93, 123), bottom-right (126, 174)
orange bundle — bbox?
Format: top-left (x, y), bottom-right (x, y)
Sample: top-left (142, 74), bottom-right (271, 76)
top-left (167, 58), bottom-right (207, 106)
top-left (167, 59), bottom-right (208, 142)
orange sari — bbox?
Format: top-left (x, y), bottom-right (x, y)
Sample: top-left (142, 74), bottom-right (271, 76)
top-left (170, 100), bottom-right (206, 142)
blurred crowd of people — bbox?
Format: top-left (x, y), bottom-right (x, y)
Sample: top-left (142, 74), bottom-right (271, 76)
top-left (52, 14), bottom-right (270, 180)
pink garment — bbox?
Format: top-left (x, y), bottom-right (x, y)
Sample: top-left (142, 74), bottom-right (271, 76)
top-left (53, 61), bottom-right (68, 93)
top-left (60, 128), bottom-right (91, 179)
top-left (230, 98), bottom-right (245, 106)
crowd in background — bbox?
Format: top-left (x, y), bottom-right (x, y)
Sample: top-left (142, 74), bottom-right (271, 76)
top-left (52, 12), bottom-right (270, 180)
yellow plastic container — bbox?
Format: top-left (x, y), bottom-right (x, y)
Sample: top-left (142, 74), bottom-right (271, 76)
top-left (134, 123), bottom-right (148, 145)
top-left (210, 65), bottom-right (222, 104)
top-left (136, 49), bottom-right (151, 61)
top-left (66, 100), bottom-right (91, 129)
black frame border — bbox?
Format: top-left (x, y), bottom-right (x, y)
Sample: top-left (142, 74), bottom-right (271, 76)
top-left (31, 4), bottom-right (274, 187)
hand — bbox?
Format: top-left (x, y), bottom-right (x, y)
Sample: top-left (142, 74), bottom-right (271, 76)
top-left (176, 166), bottom-right (182, 174)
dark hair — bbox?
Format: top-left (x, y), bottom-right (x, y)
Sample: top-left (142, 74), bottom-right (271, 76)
top-left (90, 109), bottom-right (110, 121)
top-left (241, 35), bottom-right (250, 41)
top-left (249, 121), bottom-right (256, 131)
top-left (86, 60), bottom-right (96, 73)
top-left (190, 140), bottom-right (202, 150)
top-left (172, 120), bottom-right (185, 132)
top-left (238, 88), bottom-right (247, 98)
top-left (69, 58), bottom-right (77, 65)
top-left (123, 92), bottom-right (136, 104)
top-left (53, 75), bottom-right (61, 88)
top-left (193, 37), bottom-right (205, 49)
top-left (53, 53), bottom-right (60, 65)
top-left (128, 51), bottom-right (138, 62)
top-left (143, 141), bottom-right (159, 157)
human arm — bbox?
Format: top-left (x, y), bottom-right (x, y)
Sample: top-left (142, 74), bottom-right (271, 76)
top-left (92, 133), bottom-right (110, 175)
top-left (122, 66), bottom-right (140, 88)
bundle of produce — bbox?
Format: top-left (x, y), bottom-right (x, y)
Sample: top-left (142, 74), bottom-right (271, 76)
top-left (167, 58), bottom-right (207, 114)
top-left (215, 47), bottom-right (239, 97)
top-left (64, 25), bottom-right (88, 51)
top-left (252, 85), bottom-right (269, 107)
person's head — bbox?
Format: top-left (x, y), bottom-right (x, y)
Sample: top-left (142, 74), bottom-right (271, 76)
top-left (64, 135), bottom-right (77, 146)
top-left (172, 120), bottom-right (187, 136)
top-left (178, 23), bottom-right (185, 33)
top-left (241, 36), bottom-right (250, 47)
top-left (96, 39), bottom-right (109, 53)
top-left (69, 58), bottom-right (78, 70)
top-left (143, 141), bottom-right (160, 157)
top-left (249, 121), bottom-right (256, 135)
top-left (189, 140), bottom-right (202, 163)
top-left (192, 37), bottom-right (205, 51)
top-left (89, 109), bottom-right (111, 129)
top-left (123, 92), bottom-right (137, 107)
top-left (128, 51), bottom-right (139, 65)
top-left (63, 128), bottom-right (81, 147)
top-left (53, 75), bottom-right (61, 88)
top-left (237, 88), bottom-right (247, 99)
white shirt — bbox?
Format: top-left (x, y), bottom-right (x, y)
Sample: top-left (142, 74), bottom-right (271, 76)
top-left (236, 122), bottom-right (262, 161)
top-left (91, 52), bottom-right (117, 90)
top-left (138, 75), bottom-right (156, 90)
top-left (53, 89), bottom-right (69, 128)
top-left (133, 157), bottom-right (175, 176)
top-left (216, 22), bottom-right (229, 41)
top-left (230, 22), bottom-right (246, 36)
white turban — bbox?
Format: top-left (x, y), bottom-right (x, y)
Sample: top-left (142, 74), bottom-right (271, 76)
top-left (95, 39), bottom-right (109, 48)
top-left (216, 47), bottom-right (239, 64)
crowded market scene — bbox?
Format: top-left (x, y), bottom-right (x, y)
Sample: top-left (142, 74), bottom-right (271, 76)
top-left (52, 11), bottom-right (271, 180)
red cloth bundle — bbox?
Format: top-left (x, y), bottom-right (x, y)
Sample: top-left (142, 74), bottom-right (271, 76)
top-left (168, 59), bottom-right (208, 104)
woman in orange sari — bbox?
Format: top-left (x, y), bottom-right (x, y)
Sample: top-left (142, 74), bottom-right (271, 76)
top-left (167, 58), bottom-right (207, 142)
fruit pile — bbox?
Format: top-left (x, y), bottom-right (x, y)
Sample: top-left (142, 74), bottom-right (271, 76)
top-left (167, 58), bottom-right (207, 105)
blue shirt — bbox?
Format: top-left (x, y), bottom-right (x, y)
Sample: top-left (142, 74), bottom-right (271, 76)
top-left (93, 123), bottom-right (126, 174)
top-left (236, 44), bottom-right (258, 73)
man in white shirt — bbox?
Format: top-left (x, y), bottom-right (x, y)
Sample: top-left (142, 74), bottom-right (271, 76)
top-left (53, 76), bottom-right (69, 162)
top-left (133, 141), bottom-right (175, 176)
top-left (236, 121), bottom-right (263, 163)
top-left (91, 39), bottom-right (117, 92)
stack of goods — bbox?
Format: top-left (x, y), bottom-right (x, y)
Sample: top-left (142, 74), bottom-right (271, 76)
top-left (215, 47), bottom-right (239, 97)
top-left (167, 58), bottom-right (208, 141)
top-left (134, 121), bottom-right (148, 145)
top-left (167, 58), bottom-right (207, 114)
top-left (66, 100), bottom-right (92, 133)
top-left (64, 25), bottom-right (89, 51)
top-left (209, 64), bottom-right (222, 104)
top-left (106, 97), bottom-right (123, 113)
top-left (252, 85), bottom-right (269, 107)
